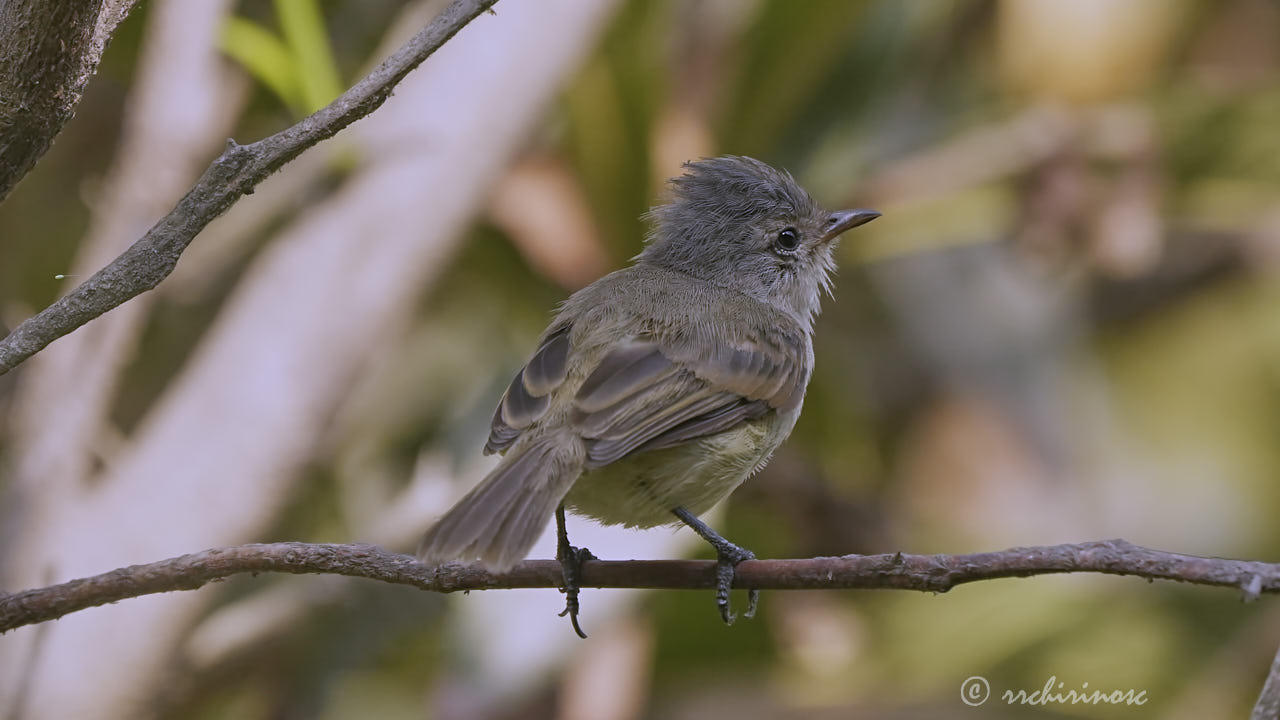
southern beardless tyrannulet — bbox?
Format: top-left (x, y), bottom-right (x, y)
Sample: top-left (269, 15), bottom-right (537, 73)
top-left (418, 156), bottom-right (878, 633)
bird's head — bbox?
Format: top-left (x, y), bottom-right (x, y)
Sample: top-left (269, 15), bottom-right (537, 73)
top-left (640, 155), bottom-right (878, 327)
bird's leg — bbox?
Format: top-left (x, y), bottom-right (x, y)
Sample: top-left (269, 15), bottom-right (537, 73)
top-left (672, 506), bottom-right (759, 624)
top-left (555, 504), bottom-right (594, 639)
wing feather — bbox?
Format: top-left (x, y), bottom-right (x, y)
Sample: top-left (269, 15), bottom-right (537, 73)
top-left (485, 327), bottom-right (571, 454)
top-left (486, 322), bottom-right (809, 465)
top-left (574, 342), bottom-right (677, 413)
top-left (573, 332), bottom-right (808, 468)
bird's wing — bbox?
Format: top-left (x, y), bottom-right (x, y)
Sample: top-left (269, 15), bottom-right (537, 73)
top-left (572, 334), bottom-right (808, 468)
top-left (485, 323), bottom-right (809, 467)
top-left (485, 326), bottom-right (571, 454)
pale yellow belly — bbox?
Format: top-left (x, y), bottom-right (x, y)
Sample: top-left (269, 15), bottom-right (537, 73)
top-left (564, 417), bottom-right (782, 528)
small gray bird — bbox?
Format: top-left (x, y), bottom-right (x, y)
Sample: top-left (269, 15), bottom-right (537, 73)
top-left (418, 156), bottom-right (878, 635)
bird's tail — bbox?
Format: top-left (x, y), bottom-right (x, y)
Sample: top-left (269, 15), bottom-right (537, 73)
top-left (417, 436), bottom-right (582, 571)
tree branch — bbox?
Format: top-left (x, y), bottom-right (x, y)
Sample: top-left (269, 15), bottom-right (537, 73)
top-left (0, 0), bottom-right (140, 203)
top-left (2, 539), bottom-right (1276, 634)
top-left (0, 0), bottom-right (499, 375)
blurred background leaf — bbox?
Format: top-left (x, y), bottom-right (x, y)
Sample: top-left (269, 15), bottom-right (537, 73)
top-left (219, 0), bottom-right (342, 117)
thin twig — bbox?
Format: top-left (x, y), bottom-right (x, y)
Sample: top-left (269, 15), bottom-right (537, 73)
top-left (0, 0), bottom-right (499, 375)
top-left (1254, 641), bottom-right (1280, 720)
top-left (2, 539), bottom-right (1277, 634)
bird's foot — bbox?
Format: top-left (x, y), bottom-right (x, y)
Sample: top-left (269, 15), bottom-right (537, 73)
top-left (712, 541), bottom-right (758, 625)
top-left (557, 544), bottom-right (596, 639)
top-left (556, 505), bottom-right (593, 638)
top-left (672, 506), bottom-right (759, 625)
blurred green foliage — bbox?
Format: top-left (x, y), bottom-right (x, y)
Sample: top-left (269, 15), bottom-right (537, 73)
top-left (220, 0), bottom-right (343, 116)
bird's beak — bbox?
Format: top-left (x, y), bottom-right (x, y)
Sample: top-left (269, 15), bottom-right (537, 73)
top-left (821, 209), bottom-right (880, 243)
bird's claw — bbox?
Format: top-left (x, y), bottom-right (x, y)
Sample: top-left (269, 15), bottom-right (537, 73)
top-left (714, 543), bottom-right (756, 625)
top-left (554, 505), bottom-right (594, 638)
top-left (671, 506), bottom-right (760, 625)
top-left (557, 545), bottom-right (595, 638)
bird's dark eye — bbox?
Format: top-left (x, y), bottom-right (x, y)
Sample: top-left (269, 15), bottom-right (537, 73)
top-left (776, 228), bottom-right (799, 252)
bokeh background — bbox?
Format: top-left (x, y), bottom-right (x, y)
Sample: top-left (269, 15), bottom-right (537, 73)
top-left (3, 0), bottom-right (1280, 717)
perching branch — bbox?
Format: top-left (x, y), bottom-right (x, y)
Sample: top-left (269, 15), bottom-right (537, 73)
top-left (0, 0), bottom-right (499, 375)
top-left (2, 539), bottom-right (1277, 634)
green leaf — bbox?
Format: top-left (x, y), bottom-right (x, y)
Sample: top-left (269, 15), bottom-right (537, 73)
top-left (275, 0), bottom-right (343, 113)
top-left (220, 16), bottom-right (304, 114)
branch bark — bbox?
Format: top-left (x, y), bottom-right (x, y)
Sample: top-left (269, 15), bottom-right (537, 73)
top-left (0, 0), bottom-right (498, 375)
top-left (0, 0), bottom-right (140, 202)
top-left (0, 0), bottom-right (139, 203)
top-left (2, 539), bottom-right (1276, 634)
top-left (0, 0), bottom-right (102, 199)
top-left (1254, 641), bottom-right (1280, 720)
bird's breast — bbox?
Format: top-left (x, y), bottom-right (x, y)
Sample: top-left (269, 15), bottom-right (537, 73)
top-left (563, 411), bottom-right (792, 528)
